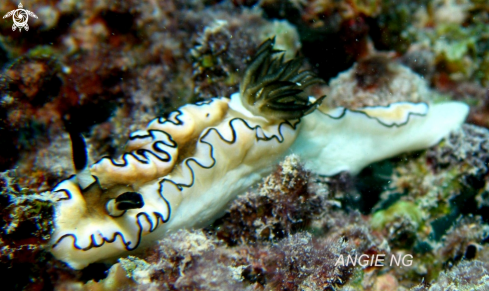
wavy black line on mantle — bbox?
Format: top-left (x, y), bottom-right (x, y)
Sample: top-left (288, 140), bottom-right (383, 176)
top-left (93, 130), bottom-right (177, 168)
top-left (321, 102), bottom-right (429, 128)
top-left (52, 116), bottom-right (300, 254)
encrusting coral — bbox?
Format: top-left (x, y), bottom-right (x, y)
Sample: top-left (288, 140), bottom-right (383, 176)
top-left (47, 37), bottom-right (468, 269)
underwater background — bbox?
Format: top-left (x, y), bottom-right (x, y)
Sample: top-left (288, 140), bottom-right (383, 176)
top-left (1, 0), bottom-right (489, 290)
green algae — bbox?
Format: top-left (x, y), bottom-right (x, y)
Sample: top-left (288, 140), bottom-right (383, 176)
top-left (26, 45), bottom-right (56, 58)
top-left (371, 201), bottom-right (423, 231)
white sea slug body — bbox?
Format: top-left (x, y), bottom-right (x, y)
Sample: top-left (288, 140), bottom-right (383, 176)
top-left (49, 38), bottom-right (469, 269)
top-left (293, 101), bottom-right (468, 176)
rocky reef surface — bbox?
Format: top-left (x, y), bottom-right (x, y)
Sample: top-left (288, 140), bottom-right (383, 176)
top-left (1, 0), bottom-right (488, 290)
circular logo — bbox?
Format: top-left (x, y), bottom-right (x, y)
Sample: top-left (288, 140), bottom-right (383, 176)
top-left (13, 9), bottom-right (28, 27)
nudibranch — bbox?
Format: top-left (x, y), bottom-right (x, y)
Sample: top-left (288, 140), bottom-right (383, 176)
top-left (49, 38), bottom-right (469, 269)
